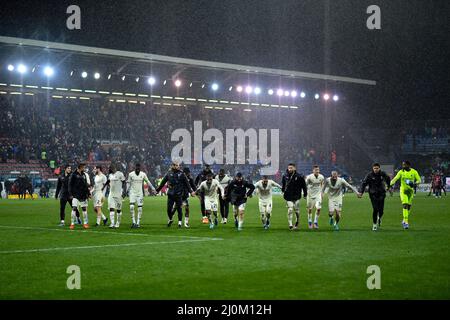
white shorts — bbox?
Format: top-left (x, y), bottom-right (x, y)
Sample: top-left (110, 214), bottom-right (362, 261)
top-left (286, 200), bottom-right (300, 211)
top-left (232, 203), bottom-right (246, 212)
top-left (129, 193), bottom-right (144, 206)
top-left (93, 192), bottom-right (105, 207)
top-left (329, 198), bottom-right (343, 212)
top-left (108, 196), bottom-right (123, 210)
top-left (307, 195), bottom-right (322, 210)
top-left (205, 197), bottom-right (219, 211)
top-left (72, 198), bottom-right (88, 208)
top-left (259, 200), bottom-right (273, 214)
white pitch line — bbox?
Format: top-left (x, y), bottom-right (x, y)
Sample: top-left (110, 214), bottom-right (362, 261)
top-left (0, 225), bottom-right (222, 240)
top-left (0, 238), bottom-right (222, 254)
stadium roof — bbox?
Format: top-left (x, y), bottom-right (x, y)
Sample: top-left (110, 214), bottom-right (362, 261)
top-left (0, 36), bottom-right (376, 86)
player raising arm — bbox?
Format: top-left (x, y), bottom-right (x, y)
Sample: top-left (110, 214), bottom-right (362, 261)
top-left (389, 161), bottom-right (421, 229)
top-left (254, 176), bottom-right (282, 230)
top-left (322, 171), bottom-right (361, 231)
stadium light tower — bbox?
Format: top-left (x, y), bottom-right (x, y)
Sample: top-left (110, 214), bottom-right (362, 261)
top-left (333, 94), bottom-right (339, 101)
top-left (236, 86), bottom-right (243, 93)
top-left (43, 66), bottom-right (54, 77)
top-left (211, 83), bottom-right (219, 91)
top-left (94, 72), bottom-right (101, 79)
top-left (174, 79), bottom-right (182, 87)
top-left (148, 77), bottom-right (156, 85)
top-left (323, 93), bottom-right (330, 101)
top-left (300, 91), bottom-right (306, 98)
top-left (7, 64), bottom-right (14, 71)
top-left (245, 86), bottom-right (253, 94)
top-left (254, 87), bottom-right (261, 95)
top-left (17, 64), bottom-right (27, 74)
top-left (284, 90), bottom-right (290, 97)
top-left (81, 71), bottom-right (88, 78)
top-left (314, 93), bottom-right (320, 100)
top-left (277, 89), bottom-right (284, 96)
top-left (268, 89), bottom-right (274, 95)
top-left (291, 90), bottom-right (297, 98)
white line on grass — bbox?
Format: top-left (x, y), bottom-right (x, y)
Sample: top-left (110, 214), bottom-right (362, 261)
top-left (0, 238), bottom-right (222, 254)
top-left (0, 225), bottom-right (222, 240)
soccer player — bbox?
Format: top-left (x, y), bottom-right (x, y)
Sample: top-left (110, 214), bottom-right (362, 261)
top-left (224, 172), bottom-right (255, 231)
top-left (92, 165), bottom-right (108, 227)
top-left (215, 168), bottom-right (232, 224)
top-left (171, 167), bottom-right (196, 228)
top-left (68, 163), bottom-right (91, 229)
top-left (103, 164), bottom-right (126, 228)
top-left (195, 164), bottom-right (214, 224)
top-left (433, 171), bottom-right (443, 198)
top-left (281, 163), bottom-right (307, 230)
top-left (55, 165), bottom-right (81, 226)
top-left (127, 163), bottom-right (156, 228)
top-left (359, 163), bottom-right (391, 231)
top-left (156, 162), bottom-right (196, 228)
top-left (254, 176), bottom-right (282, 229)
top-left (196, 173), bottom-right (224, 229)
top-left (322, 171), bottom-right (361, 231)
top-left (305, 165), bottom-right (325, 229)
top-left (389, 161), bottom-right (421, 229)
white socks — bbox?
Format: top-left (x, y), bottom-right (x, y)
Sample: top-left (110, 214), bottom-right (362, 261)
top-left (288, 209), bottom-right (293, 226)
top-left (130, 204), bottom-right (136, 224)
top-left (82, 209), bottom-right (88, 224)
top-left (137, 206), bottom-right (143, 225)
top-left (110, 210), bottom-right (115, 226)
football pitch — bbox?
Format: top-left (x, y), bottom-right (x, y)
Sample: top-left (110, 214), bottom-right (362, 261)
top-left (0, 193), bottom-right (449, 300)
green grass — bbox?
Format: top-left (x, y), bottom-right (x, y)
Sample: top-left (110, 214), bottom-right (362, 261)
top-left (0, 193), bottom-right (449, 300)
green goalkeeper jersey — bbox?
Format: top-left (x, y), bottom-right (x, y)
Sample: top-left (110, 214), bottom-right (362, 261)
top-left (390, 168), bottom-right (421, 192)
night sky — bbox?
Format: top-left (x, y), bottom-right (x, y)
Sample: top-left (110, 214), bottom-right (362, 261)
top-left (1, 0), bottom-right (449, 120)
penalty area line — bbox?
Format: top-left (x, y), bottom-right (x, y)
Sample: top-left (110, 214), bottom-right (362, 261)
top-left (0, 238), bottom-right (222, 254)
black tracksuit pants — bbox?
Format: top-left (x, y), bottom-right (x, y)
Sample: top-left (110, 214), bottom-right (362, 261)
top-left (59, 198), bottom-right (79, 221)
top-left (369, 193), bottom-right (386, 224)
top-left (167, 194), bottom-right (183, 221)
top-left (219, 197), bottom-right (229, 219)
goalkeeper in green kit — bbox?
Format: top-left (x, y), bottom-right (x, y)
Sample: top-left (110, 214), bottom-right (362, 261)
top-left (389, 161), bottom-right (421, 229)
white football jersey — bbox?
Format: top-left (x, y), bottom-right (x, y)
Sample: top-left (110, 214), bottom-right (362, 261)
top-left (198, 179), bottom-right (224, 199)
top-left (215, 174), bottom-right (232, 189)
top-left (322, 177), bottom-right (357, 200)
top-left (109, 171), bottom-right (125, 197)
top-left (93, 173), bottom-right (107, 195)
top-left (306, 173), bottom-right (325, 198)
top-left (128, 171), bottom-right (153, 196)
top-left (254, 180), bottom-right (282, 201)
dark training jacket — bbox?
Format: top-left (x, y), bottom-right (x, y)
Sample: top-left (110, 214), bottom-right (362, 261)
top-left (360, 171), bottom-right (391, 196)
top-left (225, 179), bottom-right (255, 206)
top-left (282, 171), bottom-right (307, 201)
top-left (156, 169), bottom-right (194, 197)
